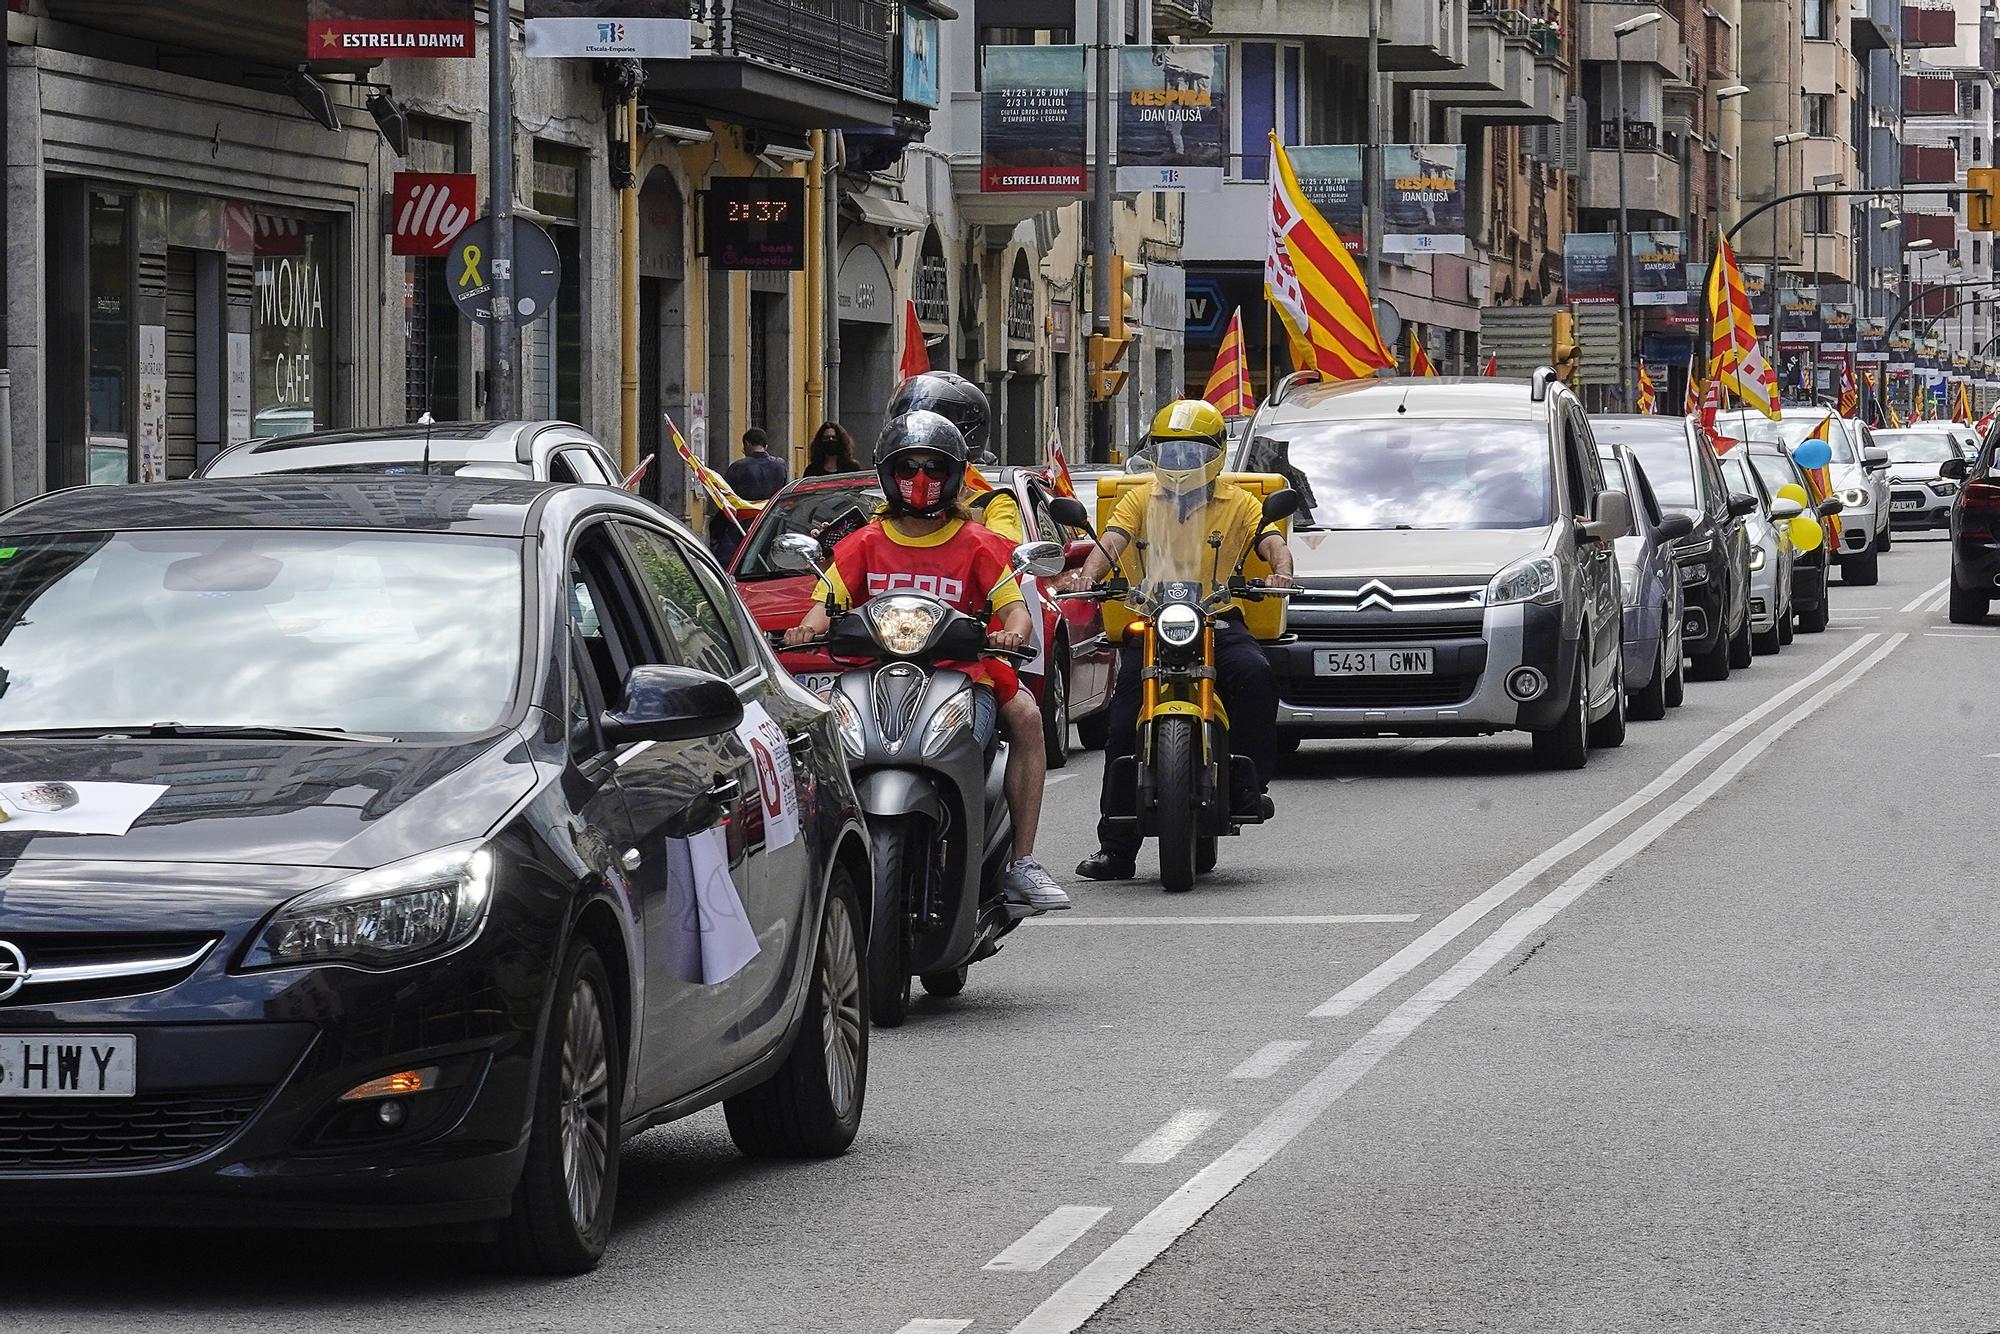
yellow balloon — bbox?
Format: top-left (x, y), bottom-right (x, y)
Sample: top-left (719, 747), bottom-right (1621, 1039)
top-left (1789, 516), bottom-right (1825, 552)
top-left (1776, 482), bottom-right (1811, 510)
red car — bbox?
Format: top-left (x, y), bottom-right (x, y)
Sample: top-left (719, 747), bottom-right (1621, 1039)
top-left (729, 468), bottom-right (1116, 765)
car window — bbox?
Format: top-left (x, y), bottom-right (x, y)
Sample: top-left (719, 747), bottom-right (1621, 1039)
top-left (549, 452), bottom-right (586, 485)
top-left (1722, 452), bottom-right (1766, 503)
top-left (1748, 449), bottom-right (1801, 496)
top-left (551, 447), bottom-right (614, 485)
top-left (735, 484), bottom-right (885, 578)
top-left (679, 534), bottom-right (765, 672)
top-left (1624, 456), bottom-right (1665, 528)
top-left (1596, 419), bottom-right (1699, 508)
top-left (1698, 445), bottom-right (1729, 518)
top-left (1241, 419), bottom-right (1555, 530)
top-left (569, 525), bottom-right (656, 713)
top-left (1874, 431), bottom-right (1961, 464)
top-left (1557, 413), bottom-right (1593, 520)
top-left (618, 523), bottom-right (746, 680)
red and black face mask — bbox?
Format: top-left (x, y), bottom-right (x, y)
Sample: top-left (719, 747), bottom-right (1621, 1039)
top-left (884, 455), bottom-right (955, 516)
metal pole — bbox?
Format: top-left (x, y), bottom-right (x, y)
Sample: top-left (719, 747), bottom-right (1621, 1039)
top-left (804, 130), bottom-right (826, 443)
top-left (1769, 139), bottom-right (1782, 377)
top-left (1365, 0), bottom-right (1382, 304)
top-left (487, 2), bottom-right (517, 419)
top-left (1615, 46), bottom-right (1633, 411)
top-left (0, 371), bottom-right (13, 511)
top-left (1090, 0), bottom-right (1114, 460)
top-left (619, 88), bottom-right (640, 474)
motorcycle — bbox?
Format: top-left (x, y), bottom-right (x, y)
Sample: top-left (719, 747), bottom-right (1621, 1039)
top-left (771, 532), bottom-right (1067, 1025)
top-left (1049, 489), bottom-right (1297, 894)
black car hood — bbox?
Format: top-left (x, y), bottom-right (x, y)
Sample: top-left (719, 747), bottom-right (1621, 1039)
top-left (0, 732), bottom-right (540, 870)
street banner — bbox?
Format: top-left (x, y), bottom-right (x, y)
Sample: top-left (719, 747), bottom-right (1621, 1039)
top-left (308, 0), bottom-right (475, 58)
top-left (1117, 45), bottom-right (1229, 192)
top-left (981, 45), bottom-right (1088, 193)
top-left (1742, 264), bottom-right (1773, 331)
top-left (1630, 231), bottom-right (1687, 306)
top-left (1382, 146), bottom-right (1466, 255)
top-left (1563, 233), bottom-right (1619, 305)
top-left (1780, 291), bottom-right (1821, 345)
top-left (389, 172), bottom-right (476, 256)
top-left (1281, 146), bottom-right (1364, 254)
top-left (1858, 320), bottom-right (1887, 364)
top-left (1822, 304), bottom-right (1856, 352)
top-left (1953, 350), bottom-right (1971, 382)
top-left (525, 2), bottom-right (693, 59)
top-left (1889, 329), bottom-right (1915, 370)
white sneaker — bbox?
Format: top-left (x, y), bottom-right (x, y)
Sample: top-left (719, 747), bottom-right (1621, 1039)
top-left (1001, 856), bottom-right (1073, 913)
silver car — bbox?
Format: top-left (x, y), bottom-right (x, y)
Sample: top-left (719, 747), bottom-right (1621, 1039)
top-left (1596, 440), bottom-right (1692, 719)
top-left (1876, 425), bottom-right (1978, 532)
top-left (201, 420), bottom-right (623, 486)
top-left (1723, 414), bottom-right (1891, 585)
top-left (1717, 447), bottom-right (1803, 654)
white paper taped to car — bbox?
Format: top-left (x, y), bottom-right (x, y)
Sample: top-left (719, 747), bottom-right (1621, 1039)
top-left (736, 701), bottom-right (800, 853)
top-left (0, 782), bottom-right (167, 836)
top-left (680, 826), bottom-right (761, 986)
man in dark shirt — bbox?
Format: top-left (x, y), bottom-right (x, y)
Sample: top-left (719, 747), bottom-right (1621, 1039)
top-left (708, 428), bottom-right (788, 563)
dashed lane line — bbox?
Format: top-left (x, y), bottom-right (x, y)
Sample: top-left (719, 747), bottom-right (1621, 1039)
top-left (1030, 914), bottom-right (1417, 927)
top-left (1120, 1110), bottom-right (1222, 1166)
top-left (1226, 1041), bottom-right (1312, 1081)
top-left (983, 1207), bottom-right (1113, 1274)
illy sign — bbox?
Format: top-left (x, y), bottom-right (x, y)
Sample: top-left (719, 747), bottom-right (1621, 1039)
top-left (391, 173), bottom-right (477, 258)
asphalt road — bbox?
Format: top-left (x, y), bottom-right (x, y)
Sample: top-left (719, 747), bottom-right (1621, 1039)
top-left (11, 536), bottom-right (1996, 1334)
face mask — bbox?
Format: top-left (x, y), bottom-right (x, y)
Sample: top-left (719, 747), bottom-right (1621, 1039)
top-left (896, 471), bottom-right (943, 512)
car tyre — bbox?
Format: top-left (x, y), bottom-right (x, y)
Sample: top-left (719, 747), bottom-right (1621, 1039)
top-left (1797, 598), bottom-right (1829, 633)
top-left (725, 865), bottom-right (868, 1157)
top-left (1586, 655), bottom-right (1627, 749)
top-left (1663, 642), bottom-right (1686, 708)
top-left (1690, 632), bottom-right (1730, 681)
top-left (1728, 609), bottom-right (1755, 669)
top-left (1531, 652), bottom-right (1589, 771)
top-left (1778, 602), bottom-right (1795, 645)
top-left (1879, 523), bottom-right (1892, 550)
top-left (1841, 547), bottom-right (1879, 586)
top-left (1948, 579), bottom-right (1990, 625)
top-left (493, 940), bottom-right (623, 1276)
top-left (1041, 657), bottom-right (1071, 770)
top-left (865, 818), bottom-right (919, 1028)
top-left (1074, 708), bottom-right (1112, 751)
top-left (1156, 716), bottom-right (1200, 893)
top-left (1752, 619), bottom-right (1781, 655)
top-left (1628, 635), bottom-right (1668, 722)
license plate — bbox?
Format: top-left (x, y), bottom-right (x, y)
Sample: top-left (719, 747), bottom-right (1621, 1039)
top-left (1890, 498), bottom-right (1922, 512)
top-left (0, 1034), bottom-right (136, 1098)
top-left (1314, 648), bottom-right (1434, 676)
top-left (793, 672), bottom-right (839, 695)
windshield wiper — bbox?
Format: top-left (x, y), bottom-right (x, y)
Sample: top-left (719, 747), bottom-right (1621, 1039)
top-left (0, 723), bottom-right (399, 743)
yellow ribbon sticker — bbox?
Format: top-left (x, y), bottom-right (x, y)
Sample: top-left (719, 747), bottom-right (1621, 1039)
top-left (458, 244), bottom-right (483, 289)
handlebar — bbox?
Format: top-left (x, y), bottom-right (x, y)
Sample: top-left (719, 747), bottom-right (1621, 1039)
top-left (770, 631), bottom-right (1033, 661)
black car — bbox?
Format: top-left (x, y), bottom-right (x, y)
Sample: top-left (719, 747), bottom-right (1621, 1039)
top-left (1591, 415), bottom-right (1756, 679)
top-left (1942, 427), bottom-right (2000, 624)
top-left (0, 477), bottom-right (871, 1273)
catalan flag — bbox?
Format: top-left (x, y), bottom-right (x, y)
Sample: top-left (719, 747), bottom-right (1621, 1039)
top-left (670, 416), bottom-right (766, 533)
top-left (1953, 379), bottom-right (1974, 425)
top-left (1408, 330), bottom-right (1439, 377)
top-left (1265, 132), bottom-right (1394, 380)
top-left (1706, 235), bottom-right (1780, 421)
top-left (1636, 362), bottom-right (1657, 414)
top-left (1837, 361), bottom-right (1859, 418)
top-left (1482, 352), bottom-right (1500, 377)
top-left (1799, 415), bottom-right (1840, 554)
top-left (1683, 349), bottom-right (1702, 416)
top-left (1202, 308), bottom-right (1256, 416)
top-left (1043, 430), bottom-right (1077, 500)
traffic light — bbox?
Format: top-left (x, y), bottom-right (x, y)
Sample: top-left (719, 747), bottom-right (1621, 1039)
top-left (1968, 167), bottom-right (1999, 233)
top-left (1089, 254), bottom-right (1134, 402)
top-left (1552, 309), bottom-right (1582, 383)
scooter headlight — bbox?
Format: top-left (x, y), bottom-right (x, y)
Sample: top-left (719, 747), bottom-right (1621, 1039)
top-left (920, 686), bottom-right (976, 758)
top-left (824, 688), bottom-right (865, 759)
top-left (866, 595), bottom-right (942, 656)
top-left (1156, 603), bottom-right (1202, 647)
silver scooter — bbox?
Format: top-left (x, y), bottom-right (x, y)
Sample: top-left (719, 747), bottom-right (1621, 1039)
top-left (773, 533), bottom-right (1065, 1026)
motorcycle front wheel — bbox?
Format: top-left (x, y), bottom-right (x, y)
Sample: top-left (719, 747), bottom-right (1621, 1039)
top-left (1154, 716), bottom-right (1201, 894)
top-left (866, 816), bottom-right (922, 1026)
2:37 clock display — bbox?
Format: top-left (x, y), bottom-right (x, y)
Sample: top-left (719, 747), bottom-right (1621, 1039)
top-left (705, 178), bottom-right (807, 272)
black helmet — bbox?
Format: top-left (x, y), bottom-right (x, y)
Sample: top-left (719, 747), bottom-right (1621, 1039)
top-left (875, 410), bottom-right (969, 519)
top-left (888, 371), bottom-right (991, 461)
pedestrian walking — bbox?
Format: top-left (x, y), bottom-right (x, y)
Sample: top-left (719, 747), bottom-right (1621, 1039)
top-left (709, 427), bottom-right (788, 564)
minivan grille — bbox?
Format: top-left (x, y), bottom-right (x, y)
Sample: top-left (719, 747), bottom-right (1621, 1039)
top-left (1291, 616), bottom-right (1485, 644)
top-left (0, 1088), bottom-right (264, 1172)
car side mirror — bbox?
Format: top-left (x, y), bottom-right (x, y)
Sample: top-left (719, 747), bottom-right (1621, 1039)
top-left (1047, 496), bottom-right (1093, 532)
top-left (1727, 492), bottom-right (1760, 519)
top-left (1012, 540), bottom-right (1067, 580)
top-left (1815, 497), bottom-right (1842, 517)
top-left (1656, 512), bottom-right (1695, 542)
top-left (1063, 538), bottom-right (1097, 570)
top-left (1862, 448), bottom-right (1890, 472)
top-left (1579, 489), bottom-right (1633, 543)
top-left (1769, 498), bottom-right (1804, 521)
top-left (1940, 457), bottom-right (1972, 481)
top-left (602, 665), bottom-right (744, 747)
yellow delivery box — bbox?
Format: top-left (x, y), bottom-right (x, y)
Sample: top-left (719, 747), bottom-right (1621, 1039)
top-left (1092, 472), bottom-right (1293, 644)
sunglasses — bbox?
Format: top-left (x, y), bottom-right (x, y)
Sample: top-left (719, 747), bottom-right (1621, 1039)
top-left (891, 458), bottom-right (953, 480)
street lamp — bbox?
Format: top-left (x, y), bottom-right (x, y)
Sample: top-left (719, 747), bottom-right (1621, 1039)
top-left (1612, 12), bottom-right (1662, 412)
top-left (1716, 85), bottom-right (1751, 101)
top-left (1770, 132), bottom-right (1812, 370)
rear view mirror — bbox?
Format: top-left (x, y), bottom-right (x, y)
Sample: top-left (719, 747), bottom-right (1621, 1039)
top-left (1656, 512), bottom-right (1695, 542)
top-left (1769, 498), bottom-right (1804, 521)
top-left (1011, 541), bottom-right (1066, 580)
top-left (1862, 448), bottom-right (1890, 472)
top-left (1580, 490), bottom-right (1634, 543)
top-left (1940, 457), bottom-right (1972, 481)
top-left (603, 665), bottom-right (744, 746)
top-left (1727, 493), bottom-right (1760, 519)
top-left (1261, 489), bottom-right (1300, 525)
top-left (1047, 496), bottom-right (1093, 532)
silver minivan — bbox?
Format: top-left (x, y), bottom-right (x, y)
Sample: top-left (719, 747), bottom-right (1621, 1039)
top-left (1232, 370), bottom-right (1633, 770)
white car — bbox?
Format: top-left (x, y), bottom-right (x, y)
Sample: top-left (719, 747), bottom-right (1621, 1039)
top-left (202, 420), bottom-right (623, 486)
top-left (1724, 415), bottom-right (1891, 586)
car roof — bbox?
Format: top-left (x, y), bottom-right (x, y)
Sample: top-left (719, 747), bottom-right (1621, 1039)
top-left (2, 476), bottom-right (566, 538)
top-left (204, 420), bottom-right (594, 472)
top-left (1255, 376), bottom-right (1550, 425)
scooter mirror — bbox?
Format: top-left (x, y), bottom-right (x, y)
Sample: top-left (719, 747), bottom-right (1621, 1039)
top-left (1047, 496), bottom-right (1093, 531)
top-left (1011, 541), bottom-right (1067, 580)
top-left (1260, 489), bottom-right (1300, 524)
top-left (773, 532), bottom-right (825, 575)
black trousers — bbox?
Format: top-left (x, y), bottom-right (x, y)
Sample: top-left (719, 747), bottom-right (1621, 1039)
top-left (1096, 618), bottom-right (1280, 858)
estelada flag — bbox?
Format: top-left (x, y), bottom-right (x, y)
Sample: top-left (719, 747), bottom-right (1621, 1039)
top-left (899, 299), bottom-right (930, 382)
top-left (669, 416), bottom-right (765, 529)
top-left (1697, 374), bottom-right (1733, 454)
top-left (1482, 353), bottom-right (1500, 377)
top-left (1408, 330), bottom-right (1438, 377)
top-left (1044, 430), bottom-right (1077, 500)
top-left (1202, 308), bottom-right (1256, 416)
top-left (1636, 363), bottom-right (1657, 414)
top-left (1800, 415), bottom-right (1841, 554)
top-left (1707, 235), bottom-right (1780, 421)
top-left (1265, 132), bottom-right (1393, 380)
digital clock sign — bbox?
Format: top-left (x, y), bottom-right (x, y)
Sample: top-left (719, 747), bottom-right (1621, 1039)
top-left (704, 177), bottom-right (807, 272)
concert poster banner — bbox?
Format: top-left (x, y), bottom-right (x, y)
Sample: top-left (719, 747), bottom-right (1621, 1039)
top-left (1857, 320), bottom-right (1888, 364)
top-left (1630, 231), bottom-right (1687, 306)
top-left (1821, 304), bottom-right (1856, 352)
top-left (1562, 233), bottom-right (1618, 305)
top-left (1282, 146), bottom-right (1364, 254)
top-left (1382, 146), bottom-right (1466, 255)
top-left (981, 45), bottom-right (1088, 193)
top-left (1117, 45), bottom-right (1229, 192)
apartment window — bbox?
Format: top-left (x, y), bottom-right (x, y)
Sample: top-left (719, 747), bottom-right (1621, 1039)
top-left (1806, 196), bottom-right (1832, 234)
top-left (1235, 42), bottom-right (1304, 181)
top-left (1976, 139), bottom-right (1986, 163)
top-left (1803, 0), bottom-right (1832, 39)
top-left (1804, 94), bottom-right (1833, 137)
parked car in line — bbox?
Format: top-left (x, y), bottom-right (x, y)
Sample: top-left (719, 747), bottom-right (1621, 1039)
top-left (1941, 428), bottom-right (2000, 623)
top-left (1743, 439), bottom-right (1838, 634)
top-left (1235, 370), bottom-right (1633, 770)
top-left (201, 420), bottom-right (623, 487)
top-left (1874, 426), bottom-right (1977, 533)
top-left (0, 477), bottom-right (871, 1274)
top-left (1725, 415), bottom-right (1892, 584)
top-left (1592, 414), bottom-right (1755, 681)
top-left (1717, 446), bottom-right (1802, 656)
top-left (1595, 439), bottom-right (1693, 719)
top-left (728, 468), bottom-right (1117, 763)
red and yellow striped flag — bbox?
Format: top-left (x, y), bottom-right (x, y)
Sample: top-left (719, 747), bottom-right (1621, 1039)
top-left (1264, 133), bottom-right (1394, 380)
top-left (1408, 330), bottom-right (1438, 377)
top-left (669, 416), bottom-right (765, 524)
top-left (1201, 308), bottom-right (1256, 416)
top-left (1683, 349), bottom-right (1702, 416)
top-left (1707, 236), bottom-right (1780, 421)
top-left (1953, 380), bottom-right (1974, 424)
top-left (1837, 361), bottom-right (1859, 417)
top-left (1636, 362), bottom-right (1657, 414)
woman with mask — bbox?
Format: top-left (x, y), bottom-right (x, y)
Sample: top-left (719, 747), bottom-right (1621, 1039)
top-left (804, 421), bottom-right (860, 476)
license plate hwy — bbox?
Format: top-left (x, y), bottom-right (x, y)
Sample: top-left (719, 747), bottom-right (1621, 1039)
top-left (0, 1034), bottom-right (137, 1098)
top-left (1314, 648), bottom-right (1434, 676)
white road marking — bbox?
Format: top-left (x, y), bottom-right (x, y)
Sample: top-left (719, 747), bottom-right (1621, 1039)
top-left (1009, 633), bottom-right (1908, 1334)
top-left (1031, 914), bottom-right (1417, 927)
top-left (1120, 1110), bottom-right (1221, 1165)
top-left (1900, 578), bottom-right (1950, 613)
top-left (1309, 632), bottom-right (1884, 1019)
top-left (1838, 614), bottom-right (1881, 619)
top-left (1227, 1040), bottom-right (1311, 1081)
top-left (983, 1207), bottom-right (1112, 1273)
top-left (896, 1322), bottom-right (972, 1334)
top-left (1046, 772), bottom-right (1077, 787)
top-left (1928, 632), bottom-right (1995, 639)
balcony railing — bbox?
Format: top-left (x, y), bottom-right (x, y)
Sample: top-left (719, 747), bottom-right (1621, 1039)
top-left (1902, 2), bottom-right (1956, 47)
top-left (694, 0), bottom-right (893, 95)
top-left (1901, 72), bottom-right (1957, 117)
top-left (1591, 120), bottom-right (1661, 153)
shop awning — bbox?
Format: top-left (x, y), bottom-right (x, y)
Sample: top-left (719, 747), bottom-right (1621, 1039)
top-left (841, 189), bottom-right (928, 235)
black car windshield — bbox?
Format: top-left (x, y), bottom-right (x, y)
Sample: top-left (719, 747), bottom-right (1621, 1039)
top-left (734, 484), bottom-right (885, 578)
top-left (1873, 430), bottom-right (1960, 464)
top-left (1241, 420), bottom-right (1553, 530)
top-left (0, 530), bottom-right (523, 738)
top-left (1592, 419), bottom-right (1697, 507)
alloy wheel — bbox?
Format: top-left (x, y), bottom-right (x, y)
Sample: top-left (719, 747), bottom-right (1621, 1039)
top-left (560, 975), bottom-right (613, 1231)
top-left (819, 894), bottom-right (864, 1118)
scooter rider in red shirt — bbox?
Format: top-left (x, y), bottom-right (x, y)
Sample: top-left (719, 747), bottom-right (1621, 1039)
top-left (784, 411), bottom-right (1072, 913)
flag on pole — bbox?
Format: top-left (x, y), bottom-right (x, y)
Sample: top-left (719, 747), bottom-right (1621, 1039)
top-left (962, 463), bottom-right (995, 497)
top-left (1976, 403), bottom-right (1998, 438)
top-left (1953, 379), bottom-right (1974, 424)
top-left (1697, 373), bottom-right (1732, 453)
top-left (1408, 330), bottom-right (1439, 377)
top-left (899, 299), bottom-right (930, 382)
top-left (1265, 132), bottom-right (1394, 379)
top-left (1683, 349), bottom-right (1702, 416)
top-left (669, 415), bottom-right (765, 533)
top-left (1706, 235), bottom-right (1780, 420)
top-left (621, 454), bottom-right (654, 492)
top-left (1838, 361), bottom-right (1858, 417)
top-left (1482, 352), bottom-right (1500, 377)
top-left (1202, 308), bottom-right (1256, 416)
top-left (1636, 362), bottom-right (1657, 414)
top-left (1043, 430), bottom-right (1078, 500)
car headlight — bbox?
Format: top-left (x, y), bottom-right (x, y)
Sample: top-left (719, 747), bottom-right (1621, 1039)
top-left (1935, 480), bottom-right (1960, 497)
top-left (244, 843), bottom-right (495, 970)
top-left (1840, 487), bottom-right (1869, 509)
top-left (921, 686), bottom-right (976, 758)
top-left (1748, 544), bottom-right (1767, 571)
top-left (1486, 555), bottom-right (1560, 607)
top-left (825, 688), bottom-right (865, 759)
top-left (866, 595), bottom-right (942, 656)
top-left (1155, 603), bottom-right (1202, 647)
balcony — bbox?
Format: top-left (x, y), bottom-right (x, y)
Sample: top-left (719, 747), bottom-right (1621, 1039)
top-left (655, 0), bottom-right (898, 131)
top-left (1902, 1), bottom-right (1956, 48)
top-left (1579, 2), bottom-right (1685, 73)
top-left (1852, 0), bottom-right (1897, 53)
top-left (1153, 0), bottom-right (1215, 38)
top-left (1581, 136), bottom-right (1684, 219)
top-left (1420, 9), bottom-right (1554, 121)
top-left (1902, 73), bottom-right (1957, 118)
top-left (1904, 144), bottom-right (1958, 185)
top-left (1209, 0), bottom-right (1465, 73)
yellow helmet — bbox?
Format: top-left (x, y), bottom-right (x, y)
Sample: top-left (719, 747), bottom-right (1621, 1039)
top-left (1146, 400), bottom-right (1227, 498)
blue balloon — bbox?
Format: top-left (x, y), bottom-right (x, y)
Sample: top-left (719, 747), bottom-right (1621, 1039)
top-left (1792, 439), bottom-right (1832, 471)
